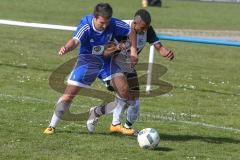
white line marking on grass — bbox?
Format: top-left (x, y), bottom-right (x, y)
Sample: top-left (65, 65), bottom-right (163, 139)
top-left (140, 119), bottom-right (240, 133)
top-left (0, 93), bottom-right (53, 104)
top-left (0, 93), bottom-right (87, 108)
top-left (179, 120), bottom-right (240, 132)
top-left (0, 19), bottom-right (76, 31)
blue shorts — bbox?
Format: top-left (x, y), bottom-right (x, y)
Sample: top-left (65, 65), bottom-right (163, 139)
top-left (98, 57), bottom-right (123, 82)
top-left (67, 55), bottom-right (122, 88)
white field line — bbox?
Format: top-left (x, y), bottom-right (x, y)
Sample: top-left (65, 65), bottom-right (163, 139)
top-left (178, 120), bottom-right (240, 132)
top-left (140, 117), bottom-right (240, 132)
top-left (0, 93), bottom-right (86, 108)
top-left (0, 19), bottom-right (76, 31)
top-left (1, 93), bottom-right (240, 133)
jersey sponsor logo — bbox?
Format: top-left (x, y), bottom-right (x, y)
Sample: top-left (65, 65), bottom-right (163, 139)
top-left (92, 45), bottom-right (104, 55)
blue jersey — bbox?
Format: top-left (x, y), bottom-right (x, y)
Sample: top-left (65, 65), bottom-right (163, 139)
top-left (67, 14), bottom-right (130, 88)
top-left (73, 14), bottom-right (130, 58)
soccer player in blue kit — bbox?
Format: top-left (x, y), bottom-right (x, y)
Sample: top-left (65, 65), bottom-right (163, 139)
top-left (44, 3), bottom-right (138, 134)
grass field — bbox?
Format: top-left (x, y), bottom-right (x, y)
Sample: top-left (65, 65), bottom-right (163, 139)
top-left (0, 0), bottom-right (240, 159)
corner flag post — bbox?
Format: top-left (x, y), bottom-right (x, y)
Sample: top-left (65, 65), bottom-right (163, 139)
top-left (146, 45), bottom-right (155, 93)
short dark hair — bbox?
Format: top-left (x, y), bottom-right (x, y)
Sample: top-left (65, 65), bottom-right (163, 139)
top-left (134, 9), bottom-right (151, 25)
top-left (94, 3), bottom-right (113, 19)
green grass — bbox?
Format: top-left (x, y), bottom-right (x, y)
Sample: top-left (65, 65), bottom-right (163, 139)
top-left (0, 0), bottom-right (240, 159)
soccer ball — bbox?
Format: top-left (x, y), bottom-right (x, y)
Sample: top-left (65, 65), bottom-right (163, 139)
top-left (137, 128), bottom-right (160, 149)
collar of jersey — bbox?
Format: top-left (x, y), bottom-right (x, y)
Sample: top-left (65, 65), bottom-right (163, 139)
top-left (92, 20), bottom-right (104, 34)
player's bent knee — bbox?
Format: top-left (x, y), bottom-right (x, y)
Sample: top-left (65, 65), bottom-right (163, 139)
top-left (61, 95), bottom-right (74, 102)
top-left (117, 85), bottom-right (129, 99)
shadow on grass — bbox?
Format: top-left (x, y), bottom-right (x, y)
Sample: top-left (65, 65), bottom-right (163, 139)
top-left (152, 146), bottom-right (174, 152)
top-left (160, 133), bottom-right (240, 144)
top-left (55, 130), bottom-right (137, 141)
top-left (88, 132), bottom-right (174, 152)
top-left (93, 132), bottom-right (137, 139)
top-left (54, 130), bottom-right (174, 152)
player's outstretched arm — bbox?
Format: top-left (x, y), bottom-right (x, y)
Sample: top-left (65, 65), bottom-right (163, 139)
top-left (58, 38), bottom-right (80, 56)
top-left (129, 28), bottom-right (138, 66)
top-left (154, 42), bottom-right (174, 60)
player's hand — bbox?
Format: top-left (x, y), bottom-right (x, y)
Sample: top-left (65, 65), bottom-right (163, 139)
top-left (164, 50), bottom-right (174, 60)
top-left (105, 41), bottom-right (117, 50)
top-left (103, 41), bottom-right (127, 57)
top-left (161, 47), bottom-right (174, 60)
top-left (103, 42), bottom-right (118, 57)
top-left (130, 54), bottom-right (138, 68)
top-left (58, 46), bottom-right (67, 56)
top-left (117, 41), bottom-right (127, 50)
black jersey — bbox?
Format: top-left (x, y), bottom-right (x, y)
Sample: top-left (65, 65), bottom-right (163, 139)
top-left (114, 20), bottom-right (161, 55)
top-left (113, 20), bottom-right (161, 73)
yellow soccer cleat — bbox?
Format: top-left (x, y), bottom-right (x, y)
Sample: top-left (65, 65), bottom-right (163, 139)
top-left (110, 124), bottom-right (135, 136)
top-left (110, 124), bottom-right (123, 133)
top-left (43, 126), bottom-right (55, 135)
top-left (120, 126), bottom-right (135, 136)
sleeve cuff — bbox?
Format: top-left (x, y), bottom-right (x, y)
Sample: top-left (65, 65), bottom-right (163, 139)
top-left (153, 40), bottom-right (162, 45)
top-left (73, 36), bottom-right (80, 41)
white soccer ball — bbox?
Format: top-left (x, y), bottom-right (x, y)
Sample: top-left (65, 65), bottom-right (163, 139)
top-left (137, 128), bottom-right (160, 149)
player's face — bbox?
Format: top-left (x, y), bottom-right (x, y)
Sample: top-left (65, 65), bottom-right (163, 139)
top-left (134, 21), bottom-right (149, 34)
top-left (94, 16), bottom-right (110, 31)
